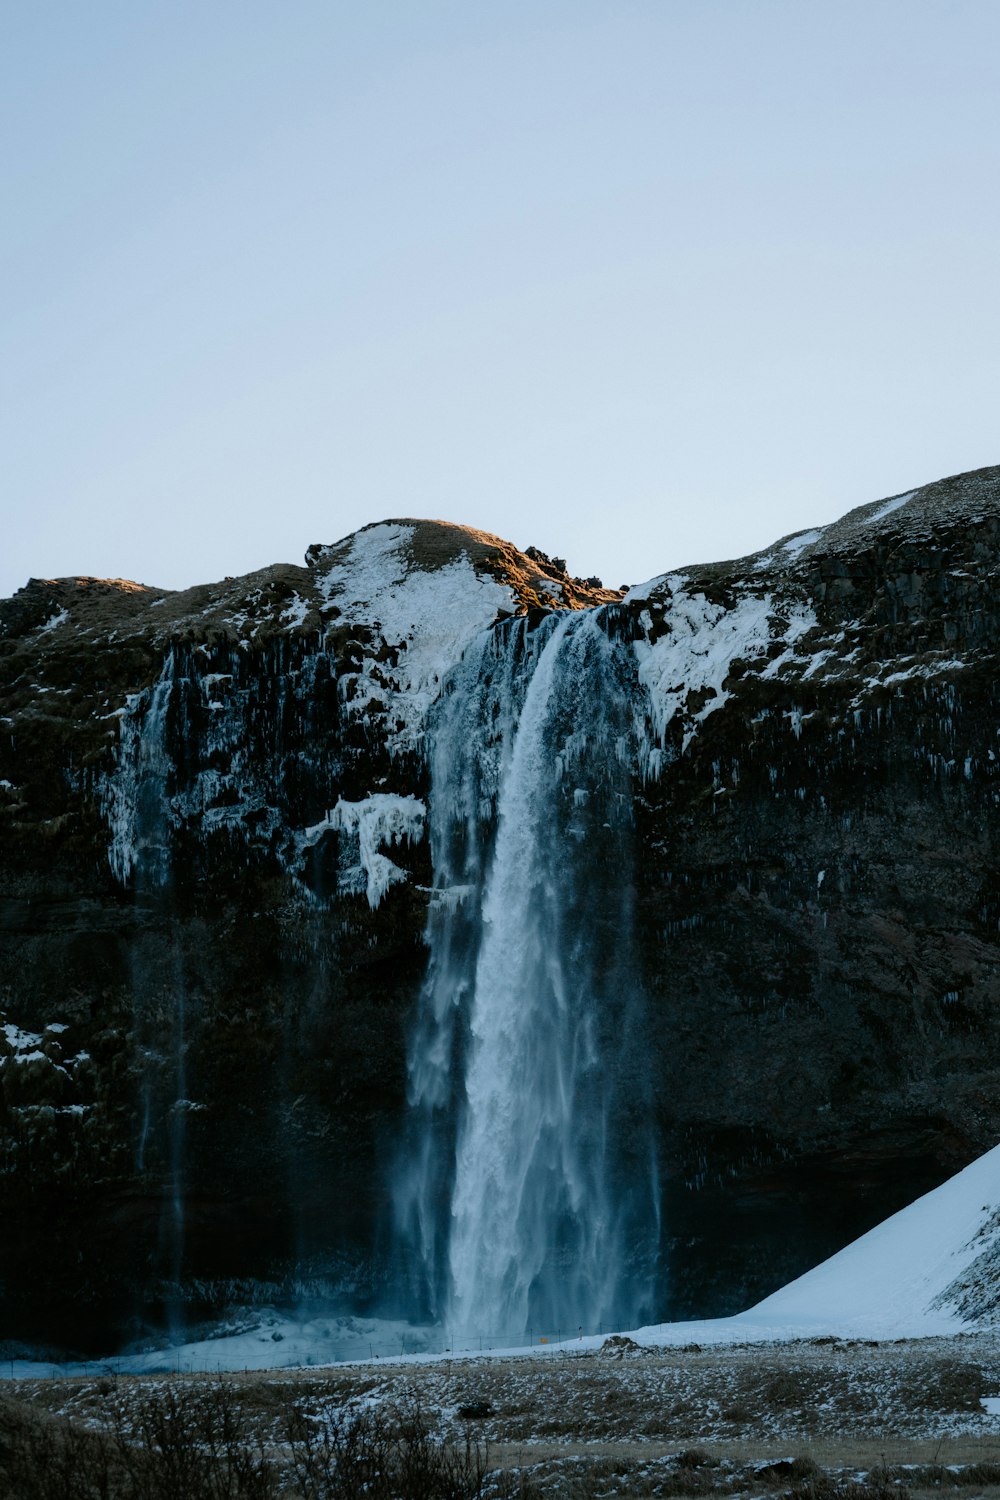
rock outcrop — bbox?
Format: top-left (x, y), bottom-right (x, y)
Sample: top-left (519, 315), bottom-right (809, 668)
top-left (2, 473), bottom-right (1000, 1354)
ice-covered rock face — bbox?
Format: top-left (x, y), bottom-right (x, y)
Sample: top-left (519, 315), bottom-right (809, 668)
top-left (4, 466), bottom-right (1000, 1356)
top-left (88, 521), bottom-right (616, 913)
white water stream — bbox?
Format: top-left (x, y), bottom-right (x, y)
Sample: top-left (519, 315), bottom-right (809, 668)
top-left (105, 651), bottom-right (189, 1325)
top-left (396, 607), bottom-right (660, 1341)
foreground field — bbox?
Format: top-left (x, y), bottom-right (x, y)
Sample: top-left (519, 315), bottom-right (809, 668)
top-left (6, 1332), bottom-right (1000, 1497)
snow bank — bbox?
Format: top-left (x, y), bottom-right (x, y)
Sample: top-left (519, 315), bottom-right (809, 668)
top-left (629, 1140), bottom-right (1000, 1348)
top-left (739, 1141), bottom-right (1000, 1337)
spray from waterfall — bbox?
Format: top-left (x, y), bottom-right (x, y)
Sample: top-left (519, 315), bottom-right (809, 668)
top-left (394, 606), bottom-right (660, 1340)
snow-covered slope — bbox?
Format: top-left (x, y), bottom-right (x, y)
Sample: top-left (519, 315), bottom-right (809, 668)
top-left (314, 522), bottom-right (517, 756)
top-left (738, 1141), bottom-right (1000, 1337)
top-left (631, 1141), bottom-right (1000, 1348)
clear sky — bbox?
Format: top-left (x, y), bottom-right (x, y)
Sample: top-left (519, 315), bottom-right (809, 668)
top-left (4, 1), bottom-right (1000, 599)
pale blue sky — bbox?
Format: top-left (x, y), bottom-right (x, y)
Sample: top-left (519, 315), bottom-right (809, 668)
top-left (4, 2), bottom-right (999, 598)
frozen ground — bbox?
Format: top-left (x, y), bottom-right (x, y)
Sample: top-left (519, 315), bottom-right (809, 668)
top-left (9, 1334), bottom-right (1000, 1498)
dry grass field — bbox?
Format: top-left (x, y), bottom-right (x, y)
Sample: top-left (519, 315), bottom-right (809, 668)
top-left (6, 1332), bottom-right (1000, 1496)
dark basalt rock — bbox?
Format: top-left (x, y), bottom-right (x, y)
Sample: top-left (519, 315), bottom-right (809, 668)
top-left (2, 476), bottom-right (1000, 1352)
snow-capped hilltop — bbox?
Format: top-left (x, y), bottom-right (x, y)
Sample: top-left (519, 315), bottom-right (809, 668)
top-left (0, 517), bottom-right (624, 765)
top-left (624, 462), bottom-right (1000, 592)
top-left (306, 519), bottom-right (621, 755)
top-left (308, 516), bottom-right (622, 615)
top-left (0, 517), bottom-right (619, 652)
top-left (624, 462), bottom-right (1000, 758)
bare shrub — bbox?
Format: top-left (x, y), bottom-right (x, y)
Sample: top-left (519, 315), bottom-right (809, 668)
top-left (285, 1396), bottom-right (536, 1500)
top-left (0, 1392), bottom-right (118, 1500)
top-left (0, 1380), bottom-right (277, 1500)
top-left (103, 1377), bottom-right (277, 1499)
top-left (676, 1448), bottom-right (719, 1469)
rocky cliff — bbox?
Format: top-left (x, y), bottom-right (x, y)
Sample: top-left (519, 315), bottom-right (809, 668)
top-left (2, 470), bottom-right (999, 1355)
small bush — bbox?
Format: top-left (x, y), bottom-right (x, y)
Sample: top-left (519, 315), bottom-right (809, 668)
top-left (755, 1454), bottom-right (820, 1485)
top-left (0, 1394), bottom-right (119, 1500)
top-left (286, 1397), bottom-right (533, 1500)
top-left (676, 1448), bottom-right (718, 1470)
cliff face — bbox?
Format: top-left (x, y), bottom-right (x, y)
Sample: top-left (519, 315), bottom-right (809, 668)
top-left (2, 474), bottom-right (1000, 1353)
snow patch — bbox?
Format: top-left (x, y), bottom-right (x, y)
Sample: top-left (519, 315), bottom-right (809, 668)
top-left (869, 490), bottom-right (917, 524)
top-left (2, 1023), bottom-right (43, 1052)
top-left (622, 574), bottom-right (668, 605)
top-left (280, 593), bottom-right (310, 630)
top-left (38, 608), bottom-right (69, 633)
top-left (782, 527), bottom-right (824, 558)
top-left (876, 658), bottom-right (967, 688)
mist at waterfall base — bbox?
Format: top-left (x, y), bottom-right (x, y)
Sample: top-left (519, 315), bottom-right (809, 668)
top-left (389, 606), bottom-right (661, 1351)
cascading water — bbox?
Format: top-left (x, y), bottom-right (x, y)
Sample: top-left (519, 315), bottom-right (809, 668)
top-left (100, 634), bottom-right (343, 1334)
top-left (395, 605), bottom-right (660, 1342)
top-left (392, 617), bottom-right (545, 1319)
top-left (107, 652), bottom-right (176, 890)
top-left (105, 652), bottom-right (189, 1328)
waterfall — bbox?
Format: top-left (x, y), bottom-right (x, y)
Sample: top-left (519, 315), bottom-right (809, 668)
top-left (106, 652), bottom-right (176, 888)
top-left (105, 651), bottom-right (189, 1327)
top-left (395, 606), bottom-right (660, 1341)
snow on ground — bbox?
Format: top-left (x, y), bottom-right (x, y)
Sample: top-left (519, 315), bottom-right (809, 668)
top-left (279, 592), bottom-right (310, 630)
top-left (37, 607), bottom-right (69, 633)
top-left (621, 575), bottom-right (667, 605)
top-left (750, 526), bottom-right (829, 573)
top-left (628, 478), bottom-right (937, 597)
top-left (316, 523), bottom-right (514, 755)
top-left (781, 527), bottom-right (825, 558)
top-left (2, 1023), bottom-right (43, 1052)
top-left (632, 1140), bottom-right (1000, 1349)
top-left (9, 1142), bottom-right (1000, 1380)
top-left (3, 1316), bottom-right (445, 1380)
top-left (868, 490), bottom-right (917, 524)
